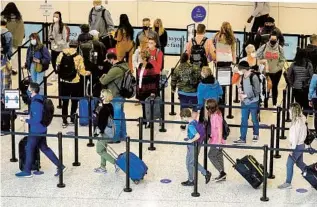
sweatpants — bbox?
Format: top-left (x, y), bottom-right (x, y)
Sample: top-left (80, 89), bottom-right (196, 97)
top-left (208, 147), bottom-right (224, 173)
top-left (96, 140), bottom-right (116, 168)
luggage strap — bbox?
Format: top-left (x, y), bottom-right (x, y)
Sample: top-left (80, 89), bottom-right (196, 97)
top-left (222, 150), bottom-right (236, 166)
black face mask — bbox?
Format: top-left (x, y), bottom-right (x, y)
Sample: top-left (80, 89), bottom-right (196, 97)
top-left (154, 27), bottom-right (159, 33)
top-left (270, 40), bottom-right (277, 46)
top-left (143, 26), bottom-right (149, 31)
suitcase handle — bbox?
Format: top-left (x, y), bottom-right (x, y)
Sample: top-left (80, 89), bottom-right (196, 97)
top-left (83, 74), bottom-right (93, 97)
top-left (222, 150), bottom-right (236, 166)
top-left (99, 140), bottom-right (119, 159)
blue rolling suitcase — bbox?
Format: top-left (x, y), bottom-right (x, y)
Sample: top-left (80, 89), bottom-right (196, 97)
top-left (79, 75), bottom-right (95, 126)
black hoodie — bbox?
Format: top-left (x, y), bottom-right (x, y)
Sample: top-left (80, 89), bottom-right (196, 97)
top-left (305, 44), bottom-right (317, 71)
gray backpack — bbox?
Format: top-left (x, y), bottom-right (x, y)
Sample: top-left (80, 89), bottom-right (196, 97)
top-left (145, 95), bottom-right (161, 121)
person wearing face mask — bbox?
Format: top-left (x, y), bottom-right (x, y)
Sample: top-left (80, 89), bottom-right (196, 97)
top-left (49, 11), bottom-right (69, 82)
top-left (234, 61), bottom-right (261, 144)
top-left (247, 2), bottom-right (270, 33)
top-left (153, 18), bottom-right (168, 71)
top-left (88, 0), bottom-right (114, 38)
top-left (24, 33), bottom-right (51, 95)
top-left (254, 16), bottom-right (284, 49)
top-left (257, 31), bottom-right (285, 109)
top-left (147, 38), bottom-right (163, 74)
top-left (135, 18), bottom-right (160, 53)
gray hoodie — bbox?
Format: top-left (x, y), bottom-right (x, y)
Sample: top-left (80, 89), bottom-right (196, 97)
top-left (88, 6), bottom-right (114, 37)
top-left (257, 42), bottom-right (285, 74)
top-left (242, 74), bottom-right (261, 105)
top-left (48, 23), bottom-right (68, 52)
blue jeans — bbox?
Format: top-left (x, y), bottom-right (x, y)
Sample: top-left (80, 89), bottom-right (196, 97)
top-left (186, 145), bottom-right (206, 182)
top-left (30, 63), bottom-right (45, 95)
top-left (240, 101), bottom-right (259, 141)
top-left (178, 93), bottom-right (198, 112)
top-left (24, 134), bottom-right (62, 174)
top-left (112, 97), bottom-right (127, 141)
top-left (286, 144), bottom-right (306, 184)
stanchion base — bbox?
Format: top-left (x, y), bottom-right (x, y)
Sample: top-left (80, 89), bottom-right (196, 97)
top-left (233, 100), bottom-right (240, 103)
top-left (268, 175), bottom-right (275, 179)
top-left (10, 158), bottom-right (18, 162)
top-left (57, 105), bottom-right (62, 109)
top-left (123, 188), bottom-right (132, 192)
top-left (57, 183), bottom-right (66, 188)
top-left (260, 197), bottom-right (269, 202)
top-left (87, 143), bottom-right (95, 147)
top-left (274, 155), bottom-right (281, 159)
top-left (226, 115), bottom-right (234, 119)
top-left (148, 146), bottom-right (156, 151)
top-left (279, 136), bottom-right (287, 140)
top-left (169, 112), bottom-right (176, 116)
top-left (33, 170), bottom-right (44, 175)
top-left (159, 128), bottom-right (167, 133)
top-left (72, 162), bottom-right (81, 167)
top-left (191, 192), bottom-right (200, 197)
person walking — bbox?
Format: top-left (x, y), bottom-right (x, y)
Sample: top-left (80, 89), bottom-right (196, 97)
top-left (247, 2), bottom-right (270, 33)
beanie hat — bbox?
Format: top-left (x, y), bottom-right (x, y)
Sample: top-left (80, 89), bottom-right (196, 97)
top-left (238, 61), bottom-right (250, 70)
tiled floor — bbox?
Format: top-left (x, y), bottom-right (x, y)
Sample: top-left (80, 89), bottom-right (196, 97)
top-left (1, 50), bottom-right (317, 207)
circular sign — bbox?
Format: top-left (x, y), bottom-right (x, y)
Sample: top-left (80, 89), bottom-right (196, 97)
top-left (296, 188), bottom-right (308, 193)
top-left (191, 6), bottom-right (207, 23)
top-left (160, 179), bottom-right (172, 184)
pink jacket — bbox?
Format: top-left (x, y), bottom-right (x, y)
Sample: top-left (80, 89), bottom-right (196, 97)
top-left (208, 113), bottom-right (225, 145)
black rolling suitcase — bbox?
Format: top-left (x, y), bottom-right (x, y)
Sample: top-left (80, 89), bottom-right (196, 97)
top-left (223, 151), bottom-right (264, 189)
top-left (303, 163), bottom-right (317, 190)
top-left (19, 137), bottom-right (41, 171)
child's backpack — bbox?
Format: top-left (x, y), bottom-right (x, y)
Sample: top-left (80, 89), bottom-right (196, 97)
top-left (35, 98), bottom-right (54, 127)
top-left (190, 37), bottom-right (208, 68)
top-left (57, 53), bottom-right (78, 81)
top-left (190, 120), bottom-right (206, 143)
top-left (115, 66), bottom-right (136, 99)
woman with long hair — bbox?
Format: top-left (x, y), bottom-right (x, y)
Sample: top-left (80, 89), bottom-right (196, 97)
top-left (115, 14), bottom-right (134, 71)
top-left (1, 2), bottom-right (25, 75)
top-left (278, 103), bottom-right (307, 189)
top-left (153, 18), bottom-right (168, 71)
top-left (48, 11), bottom-right (69, 81)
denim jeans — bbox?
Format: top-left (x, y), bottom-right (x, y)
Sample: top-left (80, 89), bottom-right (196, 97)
top-left (186, 145), bottom-right (206, 182)
top-left (286, 144), bottom-right (306, 184)
top-left (30, 63), bottom-right (45, 95)
top-left (240, 101), bottom-right (259, 141)
top-left (24, 135), bottom-right (62, 174)
top-left (112, 97), bottom-right (127, 141)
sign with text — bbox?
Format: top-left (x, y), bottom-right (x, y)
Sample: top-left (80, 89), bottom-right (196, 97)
top-left (191, 6), bottom-right (207, 23)
top-left (4, 90), bottom-right (20, 110)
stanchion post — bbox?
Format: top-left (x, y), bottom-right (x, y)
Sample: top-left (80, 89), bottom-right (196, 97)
top-left (169, 68), bottom-right (176, 116)
top-left (72, 113), bottom-right (80, 166)
top-left (57, 75), bottom-right (62, 108)
top-left (18, 46), bottom-right (22, 91)
top-left (87, 96), bottom-right (94, 147)
top-left (203, 119), bottom-right (208, 171)
top-left (57, 132), bottom-right (65, 188)
top-left (268, 124), bottom-right (275, 179)
top-left (274, 107), bottom-right (282, 158)
top-left (260, 145), bottom-right (269, 202)
top-left (10, 110), bottom-right (18, 162)
top-left (124, 136), bottom-right (132, 192)
top-left (43, 76), bottom-right (48, 96)
top-left (280, 89), bottom-right (287, 140)
top-left (286, 86), bottom-right (291, 122)
top-left (148, 99), bottom-right (156, 151)
top-left (138, 117), bottom-right (143, 160)
top-left (233, 85), bottom-right (240, 103)
top-left (191, 142), bottom-right (200, 197)
top-left (226, 84), bottom-right (234, 119)
top-left (159, 86), bottom-right (167, 132)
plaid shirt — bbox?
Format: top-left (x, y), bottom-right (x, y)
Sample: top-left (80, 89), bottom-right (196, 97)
top-left (0, 62), bottom-right (12, 95)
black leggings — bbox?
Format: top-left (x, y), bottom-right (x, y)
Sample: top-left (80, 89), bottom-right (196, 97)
top-left (293, 88), bottom-right (309, 117)
top-left (51, 50), bottom-right (61, 72)
top-left (61, 82), bottom-right (81, 123)
top-left (268, 70), bottom-right (282, 106)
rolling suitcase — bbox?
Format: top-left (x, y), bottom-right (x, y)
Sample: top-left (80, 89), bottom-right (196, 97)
top-left (19, 136), bottom-right (41, 171)
top-left (223, 150), bottom-right (264, 189)
top-left (290, 156), bottom-right (317, 190)
top-left (79, 75), bottom-right (95, 126)
top-left (107, 144), bottom-right (148, 184)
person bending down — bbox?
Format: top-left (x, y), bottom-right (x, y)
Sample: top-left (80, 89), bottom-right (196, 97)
top-left (180, 108), bottom-right (211, 186)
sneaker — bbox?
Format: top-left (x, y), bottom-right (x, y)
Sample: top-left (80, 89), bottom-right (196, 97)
top-left (54, 166), bottom-right (67, 177)
top-left (15, 171), bottom-right (33, 178)
top-left (181, 180), bottom-right (194, 186)
top-left (253, 135), bottom-right (259, 142)
top-left (94, 167), bottom-right (107, 174)
top-left (278, 182), bottom-right (292, 189)
top-left (114, 165), bottom-right (120, 173)
top-left (62, 122), bottom-right (68, 128)
top-left (205, 171), bottom-right (212, 184)
top-left (215, 172), bottom-right (227, 182)
top-left (180, 125), bottom-right (186, 130)
top-left (233, 139), bottom-right (246, 144)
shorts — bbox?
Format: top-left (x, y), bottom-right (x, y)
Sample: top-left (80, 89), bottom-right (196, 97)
top-left (178, 93), bottom-right (198, 112)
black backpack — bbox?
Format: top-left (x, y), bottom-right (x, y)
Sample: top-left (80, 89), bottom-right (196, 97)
top-left (35, 98), bottom-right (54, 127)
top-left (223, 119), bottom-right (230, 140)
top-left (190, 37), bottom-right (208, 68)
top-left (114, 66), bottom-right (136, 99)
top-left (57, 53), bottom-right (78, 81)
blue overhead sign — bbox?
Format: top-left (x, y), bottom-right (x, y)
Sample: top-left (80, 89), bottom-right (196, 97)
top-left (191, 6), bottom-right (207, 23)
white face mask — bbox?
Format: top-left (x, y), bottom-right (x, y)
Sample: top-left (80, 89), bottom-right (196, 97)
top-left (95, 5), bottom-right (101, 10)
top-left (251, 52), bottom-right (257, 58)
top-left (30, 39), bottom-right (37, 46)
top-left (53, 17), bottom-right (59, 23)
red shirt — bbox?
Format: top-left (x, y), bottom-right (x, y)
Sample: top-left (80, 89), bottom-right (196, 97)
top-left (149, 48), bottom-right (163, 75)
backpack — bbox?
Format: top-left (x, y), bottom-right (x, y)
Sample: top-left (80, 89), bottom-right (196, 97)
top-left (114, 65), bottom-right (136, 99)
top-left (223, 119), bottom-right (230, 140)
top-left (190, 120), bottom-right (206, 143)
top-left (35, 98), bottom-right (54, 127)
top-left (240, 72), bottom-right (266, 104)
top-left (1, 32), bottom-right (9, 54)
top-left (93, 104), bottom-right (115, 139)
top-left (190, 37), bottom-right (208, 68)
top-left (79, 40), bottom-right (98, 65)
top-left (57, 53), bottom-right (78, 81)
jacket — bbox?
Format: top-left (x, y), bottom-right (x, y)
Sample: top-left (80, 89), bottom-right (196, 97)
top-left (305, 44), bottom-right (317, 72)
top-left (136, 63), bottom-right (160, 101)
top-left (149, 48), bottom-right (163, 74)
top-left (99, 61), bottom-right (129, 98)
top-left (289, 116), bottom-right (306, 149)
top-left (26, 94), bottom-right (46, 133)
top-left (158, 30), bottom-right (168, 53)
top-left (25, 44), bottom-right (51, 72)
top-left (48, 23), bottom-right (68, 52)
top-left (287, 61), bottom-right (313, 89)
top-left (171, 62), bottom-right (200, 93)
top-left (208, 112), bottom-right (225, 145)
top-left (88, 6), bottom-right (114, 37)
top-left (197, 76), bottom-right (223, 109)
top-left (308, 74), bottom-right (317, 101)
top-left (136, 30), bottom-right (161, 50)
top-left (6, 14), bottom-right (24, 48)
top-left (257, 42), bottom-right (285, 74)
top-left (56, 48), bottom-right (87, 83)
top-left (255, 26), bottom-right (284, 49)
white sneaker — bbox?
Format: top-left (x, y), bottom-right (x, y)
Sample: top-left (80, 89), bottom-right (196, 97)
top-left (278, 183), bottom-right (292, 189)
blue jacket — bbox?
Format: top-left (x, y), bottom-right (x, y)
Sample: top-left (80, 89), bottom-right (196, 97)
top-left (1, 28), bottom-right (13, 66)
top-left (197, 76), bottom-right (223, 109)
top-left (26, 94), bottom-right (47, 133)
top-left (26, 44), bottom-right (51, 71)
top-left (308, 74), bottom-right (317, 101)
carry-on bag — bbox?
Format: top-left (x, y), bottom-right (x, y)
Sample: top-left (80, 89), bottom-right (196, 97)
top-left (19, 136), bottom-right (41, 171)
top-left (223, 150), bottom-right (264, 189)
top-left (20, 67), bottom-right (31, 104)
top-left (290, 156), bottom-right (317, 190)
top-left (79, 75), bottom-right (95, 126)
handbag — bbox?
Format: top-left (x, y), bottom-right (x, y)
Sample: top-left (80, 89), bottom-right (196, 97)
top-left (232, 72), bottom-right (240, 85)
top-left (305, 127), bottom-right (316, 146)
top-left (34, 62), bottom-right (43, 73)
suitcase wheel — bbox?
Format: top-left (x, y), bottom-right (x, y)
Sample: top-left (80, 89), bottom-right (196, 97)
top-left (133, 180), bottom-right (140, 185)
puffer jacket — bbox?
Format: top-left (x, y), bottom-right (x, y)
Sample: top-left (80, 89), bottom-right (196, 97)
top-left (287, 60), bottom-right (313, 89)
top-left (197, 75), bottom-right (223, 108)
top-left (171, 62), bottom-right (200, 93)
top-left (26, 94), bottom-right (46, 133)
